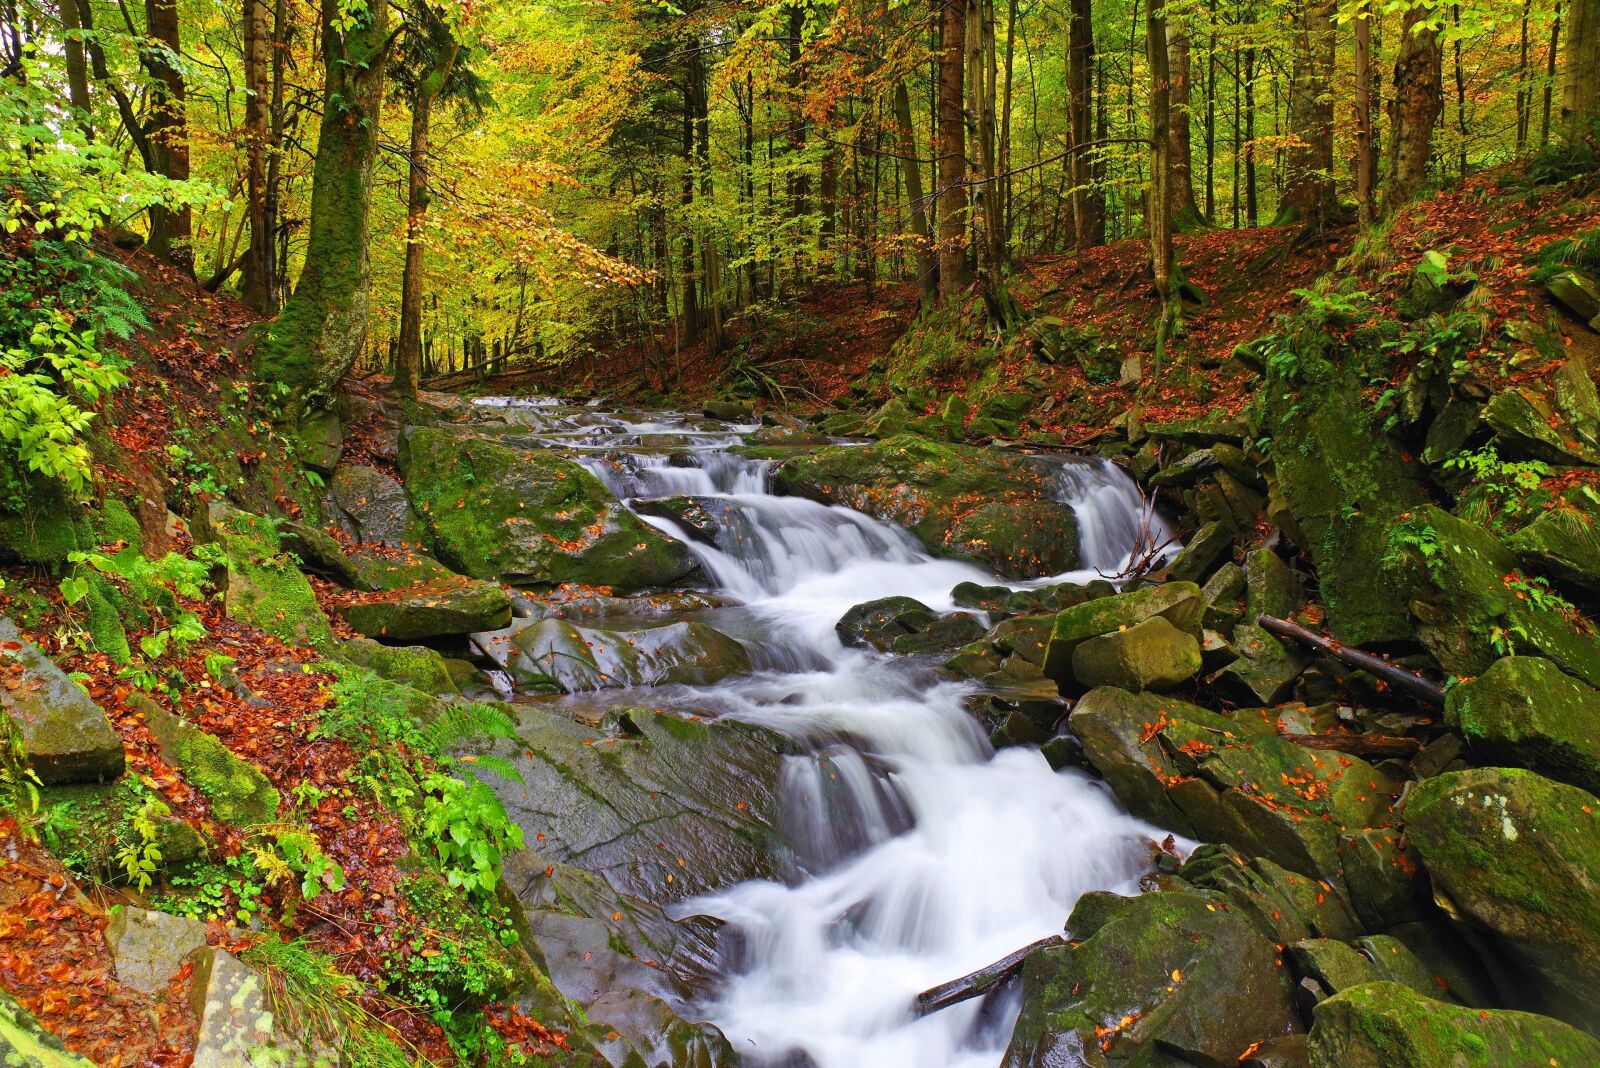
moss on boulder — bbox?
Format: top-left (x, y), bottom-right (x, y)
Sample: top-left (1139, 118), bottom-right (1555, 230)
top-left (1446, 656), bottom-right (1600, 794)
top-left (1070, 615), bottom-right (1202, 691)
top-left (1309, 982), bottom-right (1600, 1067)
top-left (1506, 490), bottom-right (1600, 595)
top-left (1004, 890), bottom-right (1298, 1067)
top-left (335, 636), bottom-right (460, 696)
top-left (1404, 767), bottom-right (1600, 1032)
top-left (212, 507), bottom-right (335, 650)
top-left (134, 694), bottom-right (279, 827)
top-left (480, 617), bottom-right (751, 693)
top-left (0, 616), bottom-right (123, 785)
top-left (399, 427), bottom-right (698, 590)
top-left (772, 434), bottom-right (1080, 578)
top-left (1042, 582), bottom-right (1205, 685)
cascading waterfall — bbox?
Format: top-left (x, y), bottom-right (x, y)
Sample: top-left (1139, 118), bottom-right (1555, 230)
top-left (473, 399), bottom-right (1176, 1068)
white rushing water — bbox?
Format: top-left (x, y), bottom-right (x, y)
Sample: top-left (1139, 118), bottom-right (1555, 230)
top-left (475, 400), bottom-right (1177, 1068)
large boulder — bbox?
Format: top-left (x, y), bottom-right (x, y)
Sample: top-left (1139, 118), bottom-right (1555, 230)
top-left (1070, 615), bottom-right (1202, 691)
top-left (399, 427), bottom-right (698, 590)
top-left (1446, 657), bottom-right (1600, 795)
top-left (1404, 767), bottom-right (1600, 1031)
top-left (325, 464), bottom-right (427, 548)
top-left (1308, 982), bottom-right (1600, 1068)
top-left (835, 596), bottom-right (985, 656)
top-left (1252, 332), bottom-right (1427, 644)
top-left (1389, 506), bottom-right (1600, 687)
top-left (336, 553), bottom-right (512, 642)
top-left (136, 694), bottom-right (279, 827)
top-left (1483, 388), bottom-right (1600, 466)
top-left (477, 617), bottom-right (751, 693)
top-left (1069, 688), bottom-right (1401, 896)
top-left (1003, 890), bottom-right (1298, 1067)
top-left (0, 616), bottom-right (123, 785)
top-left (211, 507), bottom-right (335, 649)
top-left (772, 434), bottom-right (1080, 577)
top-left (1506, 489), bottom-right (1600, 595)
top-left (462, 704), bottom-right (787, 902)
top-left (1042, 582), bottom-right (1205, 685)
top-left (334, 636), bottom-right (460, 696)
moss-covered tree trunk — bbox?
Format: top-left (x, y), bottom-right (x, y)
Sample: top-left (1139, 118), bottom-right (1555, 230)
top-left (1168, 24), bottom-right (1206, 230)
top-left (252, 0), bottom-right (391, 418)
top-left (1567, 0), bottom-right (1599, 129)
top-left (937, 0), bottom-right (969, 299)
top-left (1274, 0), bottom-right (1336, 227)
top-left (1142, 0), bottom-right (1179, 383)
top-left (142, 0), bottom-right (192, 275)
top-left (1387, 5), bottom-right (1442, 211)
top-left (395, 41), bottom-right (459, 400)
top-left (1066, 0), bottom-right (1105, 247)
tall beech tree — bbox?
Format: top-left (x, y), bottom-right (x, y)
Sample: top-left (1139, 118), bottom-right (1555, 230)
top-left (1389, 1), bottom-right (1443, 209)
top-left (253, 0), bottom-right (394, 417)
top-left (1276, 0), bottom-right (1337, 225)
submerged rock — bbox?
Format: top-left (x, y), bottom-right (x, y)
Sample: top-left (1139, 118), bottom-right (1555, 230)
top-left (478, 617), bottom-right (751, 693)
top-left (400, 427), bottom-right (698, 590)
top-left (1003, 890), bottom-right (1298, 1067)
top-left (772, 434), bottom-right (1080, 578)
top-left (1308, 982), bottom-right (1600, 1067)
top-left (1403, 766), bottom-right (1600, 1032)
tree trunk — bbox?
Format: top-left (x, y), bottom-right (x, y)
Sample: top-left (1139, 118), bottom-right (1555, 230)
top-left (251, 0), bottom-right (391, 418)
top-left (1244, 37), bottom-right (1258, 227)
top-left (1067, 0), bottom-right (1104, 246)
top-left (395, 41), bottom-right (460, 400)
top-left (1387, 4), bottom-right (1442, 211)
top-left (937, 0), bottom-right (969, 299)
top-left (1543, 2), bottom-right (1563, 145)
top-left (59, 0), bottom-right (92, 121)
top-left (1169, 25), bottom-right (1204, 228)
top-left (1354, 12), bottom-right (1376, 226)
top-left (143, 0), bottom-right (192, 274)
top-left (1142, 0), bottom-right (1178, 382)
top-left (1567, 0), bottom-right (1600, 128)
top-left (893, 80), bottom-right (938, 299)
top-left (690, 47), bottom-right (724, 354)
top-left (1274, 0), bottom-right (1336, 226)
top-left (241, 0), bottom-right (274, 312)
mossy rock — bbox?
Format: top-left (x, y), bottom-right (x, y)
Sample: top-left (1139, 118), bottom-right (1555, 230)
top-left (37, 779), bottom-right (206, 879)
top-left (1181, 845), bottom-right (1362, 946)
top-left (1244, 547), bottom-right (1304, 622)
top-left (1404, 767), bottom-right (1600, 1032)
top-left (134, 694), bottom-right (280, 827)
top-left (1308, 982), bottom-right (1600, 1067)
top-left (1252, 331), bottom-right (1427, 645)
top-left (334, 636), bottom-right (460, 697)
top-left (338, 555), bottom-right (512, 642)
top-left (0, 616), bottom-right (123, 785)
top-left (399, 427), bottom-right (698, 591)
top-left (1166, 521), bottom-right (1234, 584)
top-left (1446, 656), bottom-right (1600, 795)
top-left (1070, 615), bottom-right (1202, 692)
top-left (0, 988), bottom-right (98, 1067)
top-left (772, 434), bottom-right (1080, 578)
top-left (211, 507), bottom-right (335, 650)
top-left (1042, 582), bottom-right (1205, 686)
top-left (1389, 506), bottom-right (1600, 687)
top-left (324, 464), bottom-right (425, 548)
top-left (1483, 388), bottom-right (1600, 466)
top-left (482, 617), bottom-right (751, 693)
top-left (1003, 890), bottom-right (1298, 1067)
top-left (1506, 489), bottom-right (1600, 595)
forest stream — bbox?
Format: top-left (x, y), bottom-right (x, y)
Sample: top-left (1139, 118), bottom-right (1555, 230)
top-left (470, 397), bottom-right (1175, 1067)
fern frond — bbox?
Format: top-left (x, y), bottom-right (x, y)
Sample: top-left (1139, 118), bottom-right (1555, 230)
top-left (419, 701), bottom-right (516, 756)
top-left (455, 752), bottom-right (524, 785)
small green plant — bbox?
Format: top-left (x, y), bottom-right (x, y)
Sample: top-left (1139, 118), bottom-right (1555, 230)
top-left (419, 772), bottom-right (524, 896)
top-left (1443, 446), bottom-right (1552, 530)
top-left (1415, 249), bottom-right (1476, 290)
top-left (0, 708), bottom-right (40, 831)
top-left (62, 546), bottom-right (212, 693)
top-left (115, 794), bottom-right (169, 892)
top-left (244, 824), bottom-right (347, 910)
top-left (155, 854), bottom-right (266, 924)
top-left (1387, 519), bottom-right (1446, 583)
top-left (1503, 570), bottom-right (1592, 634)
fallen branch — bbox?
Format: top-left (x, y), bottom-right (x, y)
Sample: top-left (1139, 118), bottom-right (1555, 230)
top-left (913, 934), bottom-right (1065, 1017)
top-left (1256, 615), bottom-right (1445, 708)
top-left (1280, 732), bottom-right (1422, 759)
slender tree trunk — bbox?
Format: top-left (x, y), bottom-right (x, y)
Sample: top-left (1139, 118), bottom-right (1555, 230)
top-left (1275, 0), bottom-right (1336, 226)
top-left (1169, 24), bottom-right (1204, 228)
top-left (894, 81), bottom-right (937, 299)
top-left (395, 42), bottom-right (459, 399)
top-left (1516, 0), bottom-right (1533, 153)
top-left (1543, 1), bottom-right (1564, 145)
top-left (937, 0), bottom-right (969, 299)
top-left (1143, 0), bottom-right (1177, 382)
top-left (1387, 4), bottom-right (1442, 210)
top-left (143, 0), bottom-right (192, 273)
top-left (1066, 0), bottom-right (1104, 246)
top-left (691, 47), bottom-right (724, 354)
top-left (1354, 12), bottom-right (1376, 226)
top-left (1567, 0), bottom-right (1600, 128)
top-left (59, 0), bottom-right (92, 120)
top-left (1204, 0), bottom-right (1216, 222)
top-left (1244, 37), bottom-right (1258, 226)
top-left (1000, 0), bottom-right (1017, 245)
top-left (241, 0), bottom-right (274, 312)
top-left (251, 0), bottom-right (391, 417)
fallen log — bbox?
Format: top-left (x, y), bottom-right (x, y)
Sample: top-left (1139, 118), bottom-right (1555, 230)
top-left (913, 934), bottom-right (1066, 1017)
top-left (1256, 615), bottom-right (1445, 709)
top-left (1279, 732), bottom-right (1422, 759)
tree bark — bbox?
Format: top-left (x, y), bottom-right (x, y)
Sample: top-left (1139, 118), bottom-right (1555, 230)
top-left (1066, 0), bottom-right (1105, 246)
top-left (251, 0), bottom-right (392, 418)
top-left (937, 0), bottom-right (969, 299)
top-left (1274, 0), bottom-right (1336, 226)
top-left (1142, 0), bottom-right (1178, 382)
top-left (59, 0), bottom-right (92, 121)
top-left (395, 40), bottom-right (460, 400)
top-left (1354, 12), bottom-right (1376, 226)
top-left (893, 80), bottom-right (937, 299)
top-left (1566, 0), bottom-right (1600, 129)
top-left (1169, 24), bottom-right (1204, 228)
top-left (241, 0), bottom-right (274, 312)
top-left (143, 0), bottom-right (192, 274)
top-left (1387, 4), bottom-right (1442, 211)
